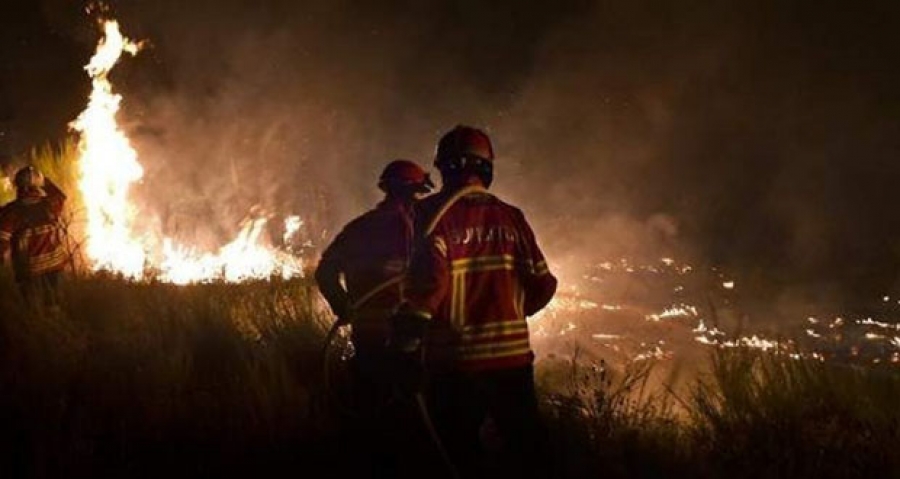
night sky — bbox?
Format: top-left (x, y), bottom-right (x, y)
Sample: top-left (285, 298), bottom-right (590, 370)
top-left (2, 0), bottom-right (900, 308)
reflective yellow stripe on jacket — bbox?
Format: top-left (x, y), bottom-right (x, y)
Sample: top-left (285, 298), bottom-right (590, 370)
top-left (28, 247), bottom-right (68, 274)
top-left (447, 254), bottom-right (533, 363)
top-left (457, 320), bottom-right (531, 361)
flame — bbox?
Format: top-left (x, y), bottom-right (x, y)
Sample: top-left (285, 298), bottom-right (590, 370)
top-left (645, 304), bottom-right (699, 322)
top-left (70, 20), bottom-right (146, 278)
top-left (70, 20), bottom-right (304, 283)
top-left (283, 215), bottom-right (303, 245)
top-left (159, 217), bottom-right (303, 284)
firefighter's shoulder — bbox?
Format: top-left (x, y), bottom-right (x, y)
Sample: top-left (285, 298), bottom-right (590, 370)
top-left (341, 205), bottom-right (402, 234)
top-left (488, 195), bottom-right (529, 220)
top-left (414, 191), bottom-right (449, 217)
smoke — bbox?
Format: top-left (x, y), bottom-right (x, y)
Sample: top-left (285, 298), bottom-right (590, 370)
top-left (27, 0), bottom-right (900, 314)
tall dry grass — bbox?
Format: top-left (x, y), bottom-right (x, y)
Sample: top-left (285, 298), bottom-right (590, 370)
top-left (689, 349), bottom-right (900, 478)
top-left (0, 274), bottom-right (337, 478)
top-left (2, 272), bottom-right (899, 478)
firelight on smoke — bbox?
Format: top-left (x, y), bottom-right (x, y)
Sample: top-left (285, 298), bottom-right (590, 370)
top-left (70, 19), bottom-right (303, 283)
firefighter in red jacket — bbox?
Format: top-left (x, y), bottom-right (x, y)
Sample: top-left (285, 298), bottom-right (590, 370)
top-left (0, 166), bottom-right (69, 308)
top-left (315, 159), bottom-right (434, 476)
top-left (316, 159), bottom-right (435, 358)
top-left (392, 125), bottom-right (558, 478)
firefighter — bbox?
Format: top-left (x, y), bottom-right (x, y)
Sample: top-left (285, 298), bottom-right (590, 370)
top-left (314, 158), bottom-right (435, 477)
top-left (0, 166), bottom-right (69, 309)
top-left (391, 125), bottom-right (558, 478)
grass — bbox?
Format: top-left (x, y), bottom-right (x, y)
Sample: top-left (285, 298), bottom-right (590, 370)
top-left (690, 349), bottom-right (900, 478)
top-left (3, 273), bottom-right (898, 479)
top-left (0, 273), bottom-right (335, 478)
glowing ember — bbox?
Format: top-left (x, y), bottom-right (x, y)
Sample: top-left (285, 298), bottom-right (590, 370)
top-left (693, 320), bottom-right (725, 336)
top-left (69, 19), bottom-right (304, 283)
top-left (634, 343), bottom-right (672, 362)
top-left (695, 334), bottom-right (783, 352)
top-left (858, 318), bottom-right (900, 331)
top-left (645, 304), bottom-right (698, 322)
top-left (592, 333), bottom-right (622, 340)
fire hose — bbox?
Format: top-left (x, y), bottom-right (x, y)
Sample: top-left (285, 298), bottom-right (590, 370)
top-left (319, 279), bottom-right (459, 479)
top-left (320, 274), bottom-right (405, 412)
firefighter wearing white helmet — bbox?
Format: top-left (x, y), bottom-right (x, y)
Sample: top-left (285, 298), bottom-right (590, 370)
top-left (0, 166), bottom-right (69, 309)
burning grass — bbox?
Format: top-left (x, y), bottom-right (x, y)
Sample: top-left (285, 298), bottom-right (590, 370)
top-left (1, 274), bottom-right (898, 478)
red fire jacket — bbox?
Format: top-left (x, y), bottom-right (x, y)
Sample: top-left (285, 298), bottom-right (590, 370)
top-left (315, 198), bottom-right (415, 350)
top-left (0, 180), bottom-right (69, 281)
top-left (405, 186), bottom-right (557, 372)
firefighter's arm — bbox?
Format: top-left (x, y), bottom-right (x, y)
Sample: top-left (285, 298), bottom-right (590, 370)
top-left (43, 178), bottom-right (67, 215)
top-left (314, 234), bottom-right (352, 325)
top-left (390, 233), bottom-right (450, 352)
top-left (519, 214), bottom-right (558, 316)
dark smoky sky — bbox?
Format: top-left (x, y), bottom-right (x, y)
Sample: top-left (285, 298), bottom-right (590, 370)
top-left (3, 0), bottom-right (900, 306)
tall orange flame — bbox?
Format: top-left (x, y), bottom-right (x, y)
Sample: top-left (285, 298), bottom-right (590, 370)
top-left (70, 20), bottom-right (303, 283)
top-left (70, 20), bottom-right (146, 278)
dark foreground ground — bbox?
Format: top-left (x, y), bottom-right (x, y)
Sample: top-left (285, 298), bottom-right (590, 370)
top-left (1, 274), bottom-right (898, 479)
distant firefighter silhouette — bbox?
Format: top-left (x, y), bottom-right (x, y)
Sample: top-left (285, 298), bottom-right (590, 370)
top-left (0, 166), bottom-right (69, 310)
